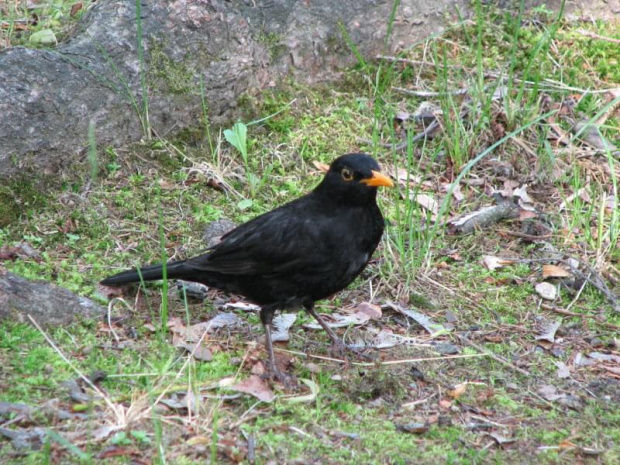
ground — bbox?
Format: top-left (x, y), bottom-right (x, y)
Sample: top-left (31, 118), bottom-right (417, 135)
top-left (1, 3), bottom-right (620, 464)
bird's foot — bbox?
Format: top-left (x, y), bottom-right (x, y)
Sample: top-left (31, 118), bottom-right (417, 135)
top-left (261, 366), bottom-right (298, 390)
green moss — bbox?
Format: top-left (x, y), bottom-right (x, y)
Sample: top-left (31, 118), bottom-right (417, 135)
top-left (0, 178), bottom-right (52, 227)
top-left (149, 44), bottom-right (195, 95)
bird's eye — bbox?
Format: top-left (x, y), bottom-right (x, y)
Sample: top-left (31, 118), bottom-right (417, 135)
top-left (341, 168), bottom-right (353, 181)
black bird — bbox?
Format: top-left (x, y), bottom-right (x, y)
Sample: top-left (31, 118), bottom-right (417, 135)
top-left (101, 153), bottom-right (393, 380)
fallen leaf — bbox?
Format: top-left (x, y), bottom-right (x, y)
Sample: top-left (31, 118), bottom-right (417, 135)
top-left (96, 446), bottom-right (140, 460)
top-left (512, 184), bottom-right (532, 202)
top-left (224, 301), bottom-right (260, 311)
top-left (186, 435), bottom-right (210, 446)
top-left (588, 352), bottom-right (620, 363)
top-left (158, 179), bottom-right (176, 190)
top-left (181, 313), bottom-right (240, 341)
top-left (390, 167), bottom-right (422, 187)
top-left (489, 432), bottom-right (516, 445)
top-left (395, 422), bottom-right (429, 434)
top-left (446, 382), bottom-right (467, 399)
top-left (483, 255), bottom-right (515, 270)
top-left (542, 265), bottom-right (571, 278)
top-left (179, 343), bottom-right (212, 362)
top-left (354, 302), bottom-right (382, 320)
top-left (394, 110), bottom-right (411, 122)
top-left (29, 29), bottom-right (57, 45)
top-left (412, 193), bottom-right (439, 220)
top-left (230, 375), bottom-right (275, 402)
top-left (535, 320), bottom-right (562, 343)
top-left (283, 379), bottom-right (319, 403)
top-left (537, 384), bottom-right (560, 401)
top-left (304, 312), bottom-right (371, 329)
top-left (368, 330), bottom-right (421, 349)
top-left (313, 161), bottom-right (330, 173)
top-left (555, 361), bottom-right (571, 379)
top-left (413, 101), bottom-right (442, 123)
top-left (438, 399), bottom-right (452, 410)
top-left (384, 301), bottom-right (446, 334)
top-left (70, 3), bottom-right (83, 17)
top-left (271, 313), bottom-right (296, 342)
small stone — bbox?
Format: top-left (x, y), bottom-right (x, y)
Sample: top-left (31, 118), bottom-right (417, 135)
top-left (203, 219), bottom-right (236, 247)
top-left (331, 374), bottom-right (342, 381)
top-left (395, 422), bottom-right (429, 434)
top-left (432, 342), bottom-right (459, 355)
top-left (535, 282), bottom-right (557, 300)
top-left (305, 363), bottom-right (321, 374)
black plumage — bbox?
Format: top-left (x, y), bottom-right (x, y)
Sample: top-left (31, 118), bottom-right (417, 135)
top-left (101, 153), bottom-right (393, 380)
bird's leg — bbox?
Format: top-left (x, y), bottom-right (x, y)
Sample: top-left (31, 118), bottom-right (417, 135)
top-left (259, 307), bottom-right (296, 387)
top-left (304, 302), bottom-right (371, 360)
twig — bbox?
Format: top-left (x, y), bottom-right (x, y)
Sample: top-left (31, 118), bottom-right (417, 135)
top-left (275, 347), bottom-right (488, 366)
top-left (577, 29), bottom-right (620, 45)
top-left (449, 197), bottom-right (520, 235)
top-left (457, 334), bottom-right (531, 376)
top-left (106, 297), bottom-right (135, 343)
top-left (137, 319), bottom-right (214, 421)
top-left (376, 55), bottom-right (467, 71)
top-left (540, 304), bottom-right (620, 331)
top-left (27, 315), bottom-right (125, 422)
top-left (402, 393), bottom-right (437, 409)
top-left (500, 230), bottom-right (554, 241)
top-left (565, 272), bottom-right (590, 312)
top-left (357, 119), bottom-right (440, 151)
top-left (506, 256), bottom-right (619, 313)
top-left (393, 86), bottom-right (470, 98)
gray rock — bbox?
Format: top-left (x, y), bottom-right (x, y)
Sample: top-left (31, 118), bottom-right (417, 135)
top-left (0, 271), bottom-right (104, 325)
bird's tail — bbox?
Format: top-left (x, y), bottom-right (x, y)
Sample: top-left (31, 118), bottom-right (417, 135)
top-left (100, 260), bottom-right (188, 286)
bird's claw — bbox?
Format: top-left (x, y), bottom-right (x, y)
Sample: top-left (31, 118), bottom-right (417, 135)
top-left (261, 367), bottom-right (298, 390)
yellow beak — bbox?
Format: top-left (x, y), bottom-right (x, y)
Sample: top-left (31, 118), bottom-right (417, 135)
top-left (361, 170), bottom-right (394, 188)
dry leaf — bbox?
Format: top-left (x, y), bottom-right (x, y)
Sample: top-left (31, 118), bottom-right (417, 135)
top-left (355, 302), bottom-right (382, 320)
top-left (555, 361), bottom-right (571, 379)
top-left (313, 161), bottom-right (330, 173)
top-left (230, 375), bottom-right (275, 402)
top-left (158, 179), bottom-right (176, 190)
top-left (70, 3), bottom-right (83, 16)
top-left (438, 399), bottom-right (452, 409)
top-left (282, 379), bottom-right (319, 403)
top-left (224, 301), bottom-right (260, 311)
top-left (271, 313), bottom-right (296, 342)
top-left (542, 264), bottom-right (571, 278)
top-left (179, 343), bottom-right (212, 362)
top-left (535, 320), bottom-right (562, 343)
top-left (446, 382), bottom-right (467, 399)
top-left (483, 255), bottom-right (515, 270)
top-left (392, 167), bottom-right (422, 186)
top-left (413, 194), bottom-right (439, 219)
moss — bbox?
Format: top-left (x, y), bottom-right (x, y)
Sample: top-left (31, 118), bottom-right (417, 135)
top-left (257, 30), bottom-right (287, 60)
top-left (0, 178), bottom-right (51, 228)
top-left (149, 43), bottom-right (195, 95)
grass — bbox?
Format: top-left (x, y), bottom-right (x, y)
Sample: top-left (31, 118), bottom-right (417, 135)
top-left (1, 2), bottom-right (620, 463)
top-left (0, 0), bottom-right (94, 48)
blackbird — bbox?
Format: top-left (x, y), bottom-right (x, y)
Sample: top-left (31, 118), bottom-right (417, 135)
top-left (101, 153), bottom-right (393, 380)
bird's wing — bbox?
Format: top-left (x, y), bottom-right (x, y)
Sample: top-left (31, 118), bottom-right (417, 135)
top-left (185, 199), bottom-right (340, 276)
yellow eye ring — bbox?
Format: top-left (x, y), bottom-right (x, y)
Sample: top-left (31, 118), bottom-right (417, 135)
top-left (341, 168), bottom-right (353, 181)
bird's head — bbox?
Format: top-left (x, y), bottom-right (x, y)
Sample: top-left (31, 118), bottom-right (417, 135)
top-left (315, 153), bottom-right (393, 205)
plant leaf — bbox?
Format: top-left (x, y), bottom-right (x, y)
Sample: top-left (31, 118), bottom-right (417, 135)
top-left (223, 122), bottom-right (248, 158)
